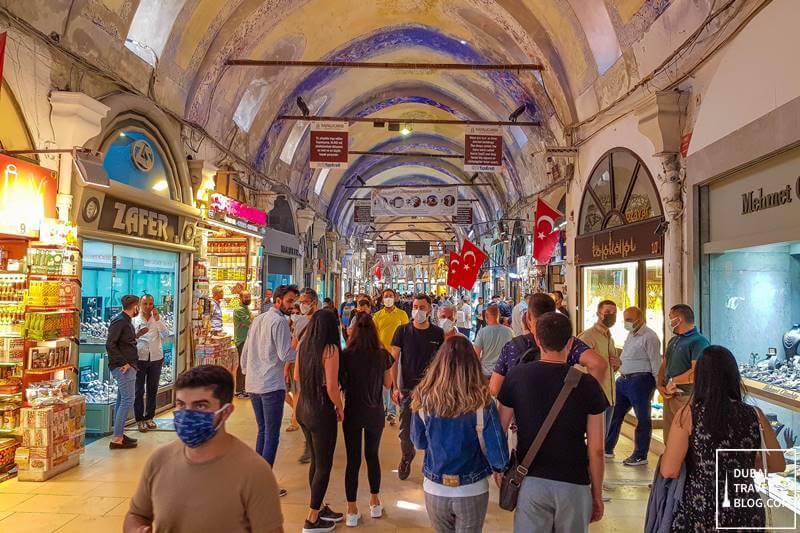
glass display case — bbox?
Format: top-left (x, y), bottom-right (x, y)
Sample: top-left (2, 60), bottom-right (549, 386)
top-left (705, 240), bottom-right (800, 514)
top-left (78, 240), bottom-right (178, 433)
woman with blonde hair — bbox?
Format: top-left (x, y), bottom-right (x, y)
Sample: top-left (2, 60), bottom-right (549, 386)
top-left (411, 336), bottom-right (509, 533)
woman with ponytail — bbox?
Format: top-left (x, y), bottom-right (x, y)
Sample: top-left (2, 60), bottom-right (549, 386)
top-left (340, 312), bottom-right (394, 527)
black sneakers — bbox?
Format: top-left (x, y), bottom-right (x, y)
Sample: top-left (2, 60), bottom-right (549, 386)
top-left (319, 504), bottom-right (343, 523)
top-left (302, 518), bottom-right (335, 533)
top-left (398, 459), bottom-right (412, 480)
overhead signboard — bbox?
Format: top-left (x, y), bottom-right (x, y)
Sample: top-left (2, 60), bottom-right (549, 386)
top-left (353, 200), bottom-right (373, 223)
top-left (454, 201), bottom-right (473, 225)
top-left (375, 243), bottom-right (388, 254)
top-left (0, 154), bottom-right (58, 238)
top-left (464, 125), bottom-right (503, 173)
top-left (208, 193), bottom-right (267, 236)
top-left (371, 186), bottom-right (458, 217)
top-left (405, 241), bottom-right (431, 256)
top-left (310, 121), bottom-right (349, 169)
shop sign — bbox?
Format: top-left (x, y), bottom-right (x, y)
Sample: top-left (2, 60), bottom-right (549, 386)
top-left (464, 125), bottom-right (503, 173)
top-left (0, 154), bottom-right (58, 238)
top-left (575, 218), bottom-right (664, 265)
top-left (740, 180), bottom-right (798, 215)
top-left (371, 186), bottom-right (458, 217)
top-left (95, 195), bottom-right (185, 244)
top-left (310, 121), bottom-right (348, 169)
top-left (353, 200), bottom-right (373, 223)
top-left (375, 243), bottom-right (388, 254)
top-left (209, 193), bottom-right (267, 234)
top-left (454, 202), bottom-right (473, 225)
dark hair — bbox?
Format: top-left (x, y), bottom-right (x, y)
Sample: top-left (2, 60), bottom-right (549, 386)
top-left (301, 287), bottom-right (318, 300)
top-left (121, 294), bottom-right (140, 311)
top-left (357, 298), bottom-right (371, 307)
top-left (552, 290), bottom-right (564, 300)
top-left (414, 293), bottom-right (432, 306)
top-left (485, 304), bottom-right (500, 318)
top-left (597, 299), bottom-right (617, 312)
top-left (528, 293), bottom-right (556, 318)
top-left (670, 304), bottom-right (695, 324)
top-left (343, 313), bottom-right (387, 394)
top-left (298, 309), bottom-right (341, 405)
top-left (274, 284), bottom-right (300, 300)
top-left (535, 312), bottom-right (573, 351)
top-left (175, 364), bottom-right (234, 404)
top-left (690, 345), bottom-right (744, 442)
top-left (323, 297), bottom-right (333, 305)
top-left (382, 288), bottom-right (396, 297)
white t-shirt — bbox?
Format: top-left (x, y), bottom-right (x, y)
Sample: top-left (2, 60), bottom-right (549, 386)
top-left (511, 301), bottom-right (528, 337)
top-left (456, 304), bottom-right (473, 329)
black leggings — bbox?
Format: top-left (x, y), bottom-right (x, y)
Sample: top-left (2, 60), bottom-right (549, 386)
top-left (343, 420), bottom-right (383, 502)
top-left (297, 398), bottom-right (338, 510)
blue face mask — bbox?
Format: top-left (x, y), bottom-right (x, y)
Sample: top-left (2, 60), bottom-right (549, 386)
top-left (174, 404), bottom-right (230, 448)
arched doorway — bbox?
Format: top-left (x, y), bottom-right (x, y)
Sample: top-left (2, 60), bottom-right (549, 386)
top-left (575, 148), bottom-right (666, 346)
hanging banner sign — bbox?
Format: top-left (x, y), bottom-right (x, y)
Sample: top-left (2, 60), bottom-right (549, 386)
top-left (464, 125), bottom-right (503, 173)
top-left (371, 186), bottom-right (458, 217)
top-left (0, 154), bottom-right (58, 238)
top-left (310, 121), bottom-right (349, 169)
top-left (375, 243), bottom-right (389, 254)
top-left (454, 201), bottom-right (473, 225)
top-left (208, 193), bottom-right (267, 236)
top-left (353, 200), bottom-right (373, 223)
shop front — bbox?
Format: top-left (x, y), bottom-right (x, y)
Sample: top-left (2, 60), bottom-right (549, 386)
top-left (263, 227), bottom-right (300, 293)
top-left (75, 120), bottom-right (199, 435)
top-left (693, 145), bottom-right (800, 517)
top-left (575, 148), bottom-right (666, 345)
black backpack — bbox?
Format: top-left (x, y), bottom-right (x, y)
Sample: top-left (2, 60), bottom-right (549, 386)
top-left (509, 335), bottom-right (540, 365)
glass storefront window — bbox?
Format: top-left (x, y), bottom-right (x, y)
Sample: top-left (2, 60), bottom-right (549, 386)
top-left (79, 240), bottom-right (178, 414)
top-left (582, 262), bottom-right (638, 346)
top-left (645, 260), bottom-right (665, 347)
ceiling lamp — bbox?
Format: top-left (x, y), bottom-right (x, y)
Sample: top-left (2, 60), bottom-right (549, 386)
top-left (400, 125), bottom-right (412, 136)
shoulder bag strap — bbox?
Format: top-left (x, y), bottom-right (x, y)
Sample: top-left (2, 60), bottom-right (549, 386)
top-left (512, 366), bottom-right (583, 482)
top-left (476, 408), bottom-right (487, 456)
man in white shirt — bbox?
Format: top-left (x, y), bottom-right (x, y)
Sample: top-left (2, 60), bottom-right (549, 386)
top-left (511, 294), bottom-right (530, 337)
top-left (132, 295), bottom-right (170, 432)
top-left (210, 285), bottom-right (224, 332)
top-left (455, 296), bottom-right (473, 338)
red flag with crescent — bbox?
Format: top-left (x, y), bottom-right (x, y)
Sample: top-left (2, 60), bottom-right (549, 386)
top-left (458, 239), bottom-right (487, 289)
top-left (533, 198), bottom-right (562, 264)
top-left (447, 252), bottom-right (465, 289)
top-left (0, 33), bottom-right (7, 97)
top-left (372, 260), bottom-right (382, 279)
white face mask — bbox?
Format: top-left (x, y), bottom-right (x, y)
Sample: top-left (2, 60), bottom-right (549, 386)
top-left (290, 314), bottom-right (300, 323)
top-left (439, 318), bottom-right (454, 333)
top-left (412, 309), bottom-right (428, 324)
top-left (624, 321), bottom-right (636, 332)
top-left (383, 298), bottom-right (395, 308)
top-left (299, 303), bottom-right (312, 315)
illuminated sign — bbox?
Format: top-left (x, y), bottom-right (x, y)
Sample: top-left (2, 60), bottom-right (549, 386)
top-left (209, 193), bottom-right (267, 229)
top-left (0, 154), bottom-right (58, 238)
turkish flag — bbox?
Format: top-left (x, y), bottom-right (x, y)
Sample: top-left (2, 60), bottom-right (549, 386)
top-left (447, 252), bottom-right (465, 289)
top-left (458, 239), bottom-right (488, 289)
top-left (372, 260), bottom-right (382, 279)
top-left (533, 198), bottom-right (563, 264)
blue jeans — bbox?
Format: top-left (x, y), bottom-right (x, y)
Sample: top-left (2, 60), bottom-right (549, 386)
top-left (605, 373), bottom-right (656, 458)
top-left (383, 386), bottom-right (396, 417)
top-left (111, 366), bottom-right (137, 437)
top-left (251, 390), bottom-right (286, 465)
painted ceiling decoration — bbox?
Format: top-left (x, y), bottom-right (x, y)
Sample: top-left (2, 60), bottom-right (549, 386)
top-left (90, 0), bottom-right (666, 242)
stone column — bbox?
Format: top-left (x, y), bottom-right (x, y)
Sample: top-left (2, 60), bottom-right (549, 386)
top-left (49, 92), bottom-right (109, 221)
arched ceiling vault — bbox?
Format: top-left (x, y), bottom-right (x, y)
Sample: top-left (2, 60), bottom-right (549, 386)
top-left (110, 0), bottom-right (666, 240)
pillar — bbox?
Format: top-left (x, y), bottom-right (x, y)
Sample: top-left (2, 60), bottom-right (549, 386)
top-left (49, 92), bottom-right (109, 221)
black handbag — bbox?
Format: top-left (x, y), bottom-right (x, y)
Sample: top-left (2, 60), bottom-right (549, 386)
top-left (499, 366), bottom-right (583, 511)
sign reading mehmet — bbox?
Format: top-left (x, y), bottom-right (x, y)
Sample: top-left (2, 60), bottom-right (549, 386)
top-left (310, 121), bottom-right (349, 169)
top-left (371, 186), bottom-right (458, 217)
top-left (464, 125), bottom-right (503, 173)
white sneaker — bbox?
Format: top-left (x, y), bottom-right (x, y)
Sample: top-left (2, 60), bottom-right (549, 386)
top-left (370, 504), bottom-right (383, 518)
top-left (346, 513), bottom-right (361, 527)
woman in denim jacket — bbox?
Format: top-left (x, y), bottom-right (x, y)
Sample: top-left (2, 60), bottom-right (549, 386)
top-left (411, 336), bottom-right (509, 533)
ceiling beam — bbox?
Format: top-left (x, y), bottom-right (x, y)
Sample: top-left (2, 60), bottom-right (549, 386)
top-left (344, 182), bottom-right (491, 189)
top-left (226, 59), bottom-right (543, 71)
top-left (346, 197), bottom-right (479, 201)
top-left (277, 115), bottom-right (540, 127)
top-left (349, 150), bottom-right (464, 159)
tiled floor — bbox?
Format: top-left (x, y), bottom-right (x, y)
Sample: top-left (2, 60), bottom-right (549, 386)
top-left (0, 399), bottom-right (655, 532)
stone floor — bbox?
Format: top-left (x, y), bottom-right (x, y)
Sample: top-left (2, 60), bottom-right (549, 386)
top-left (0, 399), bottom-right (655, 532)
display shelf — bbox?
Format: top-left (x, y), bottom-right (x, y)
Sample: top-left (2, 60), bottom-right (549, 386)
top-left (0, 362), bottom-right (21, 366)
top-left (17, 453), bottom-right (80, 482)
top-left (0, 392), bottom-right (21, 400)
top-left (207, 253), bottom-right (247, 257)
top-left (25, 365), bottom-right (74, 375)
top-left (27, 274), bottom-right (80, 281)
top-left (24, 306), bottom-right (80, 313)
top-left (743, 378), bottom-right (800, 411)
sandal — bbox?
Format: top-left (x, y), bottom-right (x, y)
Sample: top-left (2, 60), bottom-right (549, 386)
top-left (286, 423), bottom-right (300, 432)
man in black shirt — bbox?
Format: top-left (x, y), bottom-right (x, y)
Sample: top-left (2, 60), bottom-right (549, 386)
top-left (390, 294), bottom-right (444, 480)
top-left (106, 294), bottom-right (142, 450)
top-left (498, 312), bottom-right (607, 530)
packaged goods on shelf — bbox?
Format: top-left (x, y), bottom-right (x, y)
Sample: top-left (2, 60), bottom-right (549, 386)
top-left (15, 396), bottom-right (86, 479)
top-left (0, 403), bottom-right (20, 430)
top-left (0, 338), bottom-right (25, 363)
top-left (0, 274), bottom-right (27, 302)
top-left (0, 377), bottom-right (22, 395)
top-left (28, 342), bottom-right (71, 370)
top-left (25, 310), bottom-right (78, 341)
top-left (0, 438), bottom-right (18, 474)
top-left (27, 247), bottom-right (79, 277)
top-left (25, 379), bottom-right (71, 406)
top-left (195, 334), bottom-right (237, 372)
top-left (27, 280), bottom-right (78, 307)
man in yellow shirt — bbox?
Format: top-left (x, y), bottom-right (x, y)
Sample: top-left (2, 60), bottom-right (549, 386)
top-left (373, 288), bottom-right (408, 425)
top-left (578, 300), bottom-right (621, 453)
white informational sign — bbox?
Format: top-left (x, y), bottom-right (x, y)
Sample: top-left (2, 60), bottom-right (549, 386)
top-left (464, 125), bottom-right (503, 173)
top-left (371, 186), bottom-right (458, 217)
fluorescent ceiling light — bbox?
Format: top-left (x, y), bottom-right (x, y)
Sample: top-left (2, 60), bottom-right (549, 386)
top-left (152, 180), bottom-right (169, 192)
top-left (400, 126), bottom-right (412, 136)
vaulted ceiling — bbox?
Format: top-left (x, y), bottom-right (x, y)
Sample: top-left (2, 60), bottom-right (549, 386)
top-left (10, 0), bottom-right (675, 243)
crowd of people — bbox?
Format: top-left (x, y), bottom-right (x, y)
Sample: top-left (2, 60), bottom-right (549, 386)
top-left (112, 286), bottom-right (786, 533)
